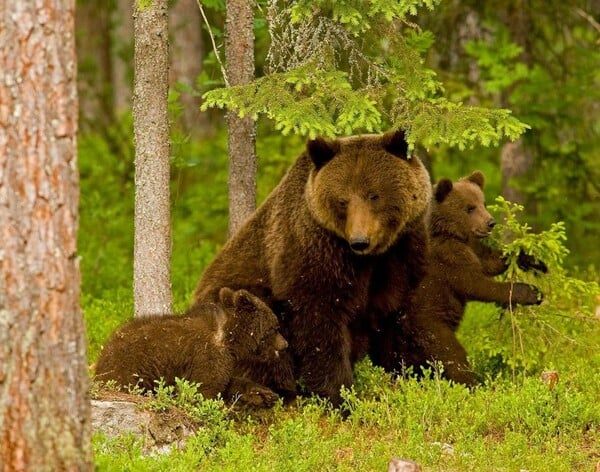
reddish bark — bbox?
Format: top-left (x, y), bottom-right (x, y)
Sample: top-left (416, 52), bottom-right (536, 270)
top-left (0, 1), bottom-right (92, 470)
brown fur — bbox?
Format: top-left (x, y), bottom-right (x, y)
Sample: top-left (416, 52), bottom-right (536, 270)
top-left (95, 288), bottom-right (288, 406)
top-left (192, 130), bottom-right (431, 405)
top-left (374, 171), bottom-right (543, 385)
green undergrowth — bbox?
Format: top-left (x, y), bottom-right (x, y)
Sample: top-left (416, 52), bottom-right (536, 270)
top-left (92, 349), bottom-right (600, 471)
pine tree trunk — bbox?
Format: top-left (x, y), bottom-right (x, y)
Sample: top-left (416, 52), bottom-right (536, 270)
top-left (225, 0), bottom-right (257, 236)
top-left (170, 0), bottom-right (210, 137)
top-left (76, 0), bottom-right (114, 131)
top-left (113, 0), bottom-right (134, 113)
top-left (133, 0), bottom-right (173, 316)
top-left (499, 6), bottom-right (536, 211)
top-left (500, 138), bottom-right (537, 212)
top-left (0, 1), bottom-right (93, 470)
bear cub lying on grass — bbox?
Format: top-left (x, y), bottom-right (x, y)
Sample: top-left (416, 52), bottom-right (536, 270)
top-left (95, 287), bottom-right (288, 407)
top-left (375, 171), bottom-right (546, 385)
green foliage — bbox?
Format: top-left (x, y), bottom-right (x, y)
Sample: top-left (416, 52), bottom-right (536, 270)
top-left (289, 0), bottom-right (441, 35)
top-left (461, 196), bottom-right (600, 378)
top-left (488, 196), bottom-right (599, 310)
top-left (78, 119), bottom-right (134, 298)
top-left (147, 378), bottom-right (230, 427)
top-left (453, 7), bottom-right (600, 266)
top-left (135, 0), bottom-right (153, 10)
top-left (93, 355), bottom-right (600, 470)
top-left (202, 0), bottom-right (528, 147)
top-left (464, 28), bottom-right (530, 94)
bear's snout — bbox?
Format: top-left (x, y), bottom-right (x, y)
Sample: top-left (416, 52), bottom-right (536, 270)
top-left (274, 333), bottom-right (288, 351)
top-left (487, 218), bottom-right (496, 229)
top-left (349, 236), bottom-right (370, 252)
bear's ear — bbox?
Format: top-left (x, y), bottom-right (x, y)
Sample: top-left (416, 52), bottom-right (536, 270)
top-left (233, 289), bottom-right (257, 314)
top-left (466, 170), bottom-right (485, 188)
top-left (434, 178), bottom-right (453, 202)
top-left (382, 129), bottom-right (410, 160)
top-left (307, 137), bottom-right (340, 170)
top-left (218, 287), bottom-right (235, 310)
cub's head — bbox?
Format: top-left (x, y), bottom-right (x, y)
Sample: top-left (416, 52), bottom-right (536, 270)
top-left (430, 170), bottom-right (495, 241)
top-left (219, 288), bottom-right (288, 361)
top-left (305, 129), bottom-right (431, 255)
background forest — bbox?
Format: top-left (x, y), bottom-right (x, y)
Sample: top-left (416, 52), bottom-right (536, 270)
top-left (77, 0), bottom-right (600, 469)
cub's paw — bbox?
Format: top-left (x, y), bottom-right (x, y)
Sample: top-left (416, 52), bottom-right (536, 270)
top-left (512, 282), bottom-right (543, 305)
top-left (517, 252), bottom-right (548, 274)
top-left (237, 385), bottom-right (280, 408)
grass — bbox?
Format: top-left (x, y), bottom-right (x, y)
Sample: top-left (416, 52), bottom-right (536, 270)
top-left (88, 296), bottom-right (600, 471)
top-left (90, 358), bottom-right (600, 471)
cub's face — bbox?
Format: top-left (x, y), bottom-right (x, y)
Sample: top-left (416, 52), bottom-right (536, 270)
top-left (219, 287), bottom-right (288, 361)
top-left (305, 130), bottom-right (431, 255)
top-left (251, 328), bottom-right (288, 362)
top-left (431, 170), bottom-right (495, 241)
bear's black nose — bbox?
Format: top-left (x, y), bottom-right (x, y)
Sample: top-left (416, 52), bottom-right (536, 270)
top-left (349, 237), bottom-right (370, 252)
top-left (488, 219), bottom-right (496, 229)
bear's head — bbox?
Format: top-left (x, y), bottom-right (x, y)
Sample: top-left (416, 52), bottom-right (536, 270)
top-left (430, 170), bottom-right (496, 241)
top-left (305, 129), bottom-right (431, 255)
top-left (219, 287), bottom-right (288, 361)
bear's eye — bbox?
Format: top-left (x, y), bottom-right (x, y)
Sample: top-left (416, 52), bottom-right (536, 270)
top-left (466, 205), bottom-right (476, 214)
top-left (337, 199), bottom-right (349, 210)
top-left (368, 193), bottom-right (380, 202)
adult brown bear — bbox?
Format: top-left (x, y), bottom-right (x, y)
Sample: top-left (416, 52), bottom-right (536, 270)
top-left (192, 130), bottom-right (432, 405)
top-left (372, 171), bottom-right (545, 385)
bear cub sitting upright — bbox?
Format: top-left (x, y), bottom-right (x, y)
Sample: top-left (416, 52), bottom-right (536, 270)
top-left (375, 171), bottom-right (546, 385)
top-left (95, 288), bottom-right (288, 407)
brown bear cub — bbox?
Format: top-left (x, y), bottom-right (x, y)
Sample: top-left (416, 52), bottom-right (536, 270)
top-left (94, 288), bottom-right (288, 407)
top-left (192, 130), bottom-right (431, 405)
top-left (373, 171), bottom-right (546, 385)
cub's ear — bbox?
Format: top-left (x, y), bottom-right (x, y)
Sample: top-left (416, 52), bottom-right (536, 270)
top-left (382, 129), bottom-right (409, 160)
top-left (307, 137), bottom-right (340, 170)
top-left (434, 178), bottom-right (453, 202)
top-left (233, 289), bottom-right (258, 314)
top-left (466, 170), bottom-right (485, 188)
top-left (218, 287), bottom-right (235, 310)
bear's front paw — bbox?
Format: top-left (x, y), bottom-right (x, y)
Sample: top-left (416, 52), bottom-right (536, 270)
top-left (238, 385), bottom-right (280, 408)
top-left (517, 252), bottom-right (548, 274)
top-left (512, 283), bottom-right (543, 305)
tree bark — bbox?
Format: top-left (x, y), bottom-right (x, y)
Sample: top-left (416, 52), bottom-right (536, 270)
top-left (500, 138), bottom-right (536, 212)
top-left (170, 0), bottom-right (209, 137)
top-left (133, 0), bottom-right (173, 316)
top-left (225, 0), bottom-right (257, 236)
top-left (112, 0), bottom-right (134, 113)
top-left (0, 1), bottom-right (93, 470)
top-left (76, 0), bottom-right (114, 131)
top-left (499, 4), bottom-right (536, 210)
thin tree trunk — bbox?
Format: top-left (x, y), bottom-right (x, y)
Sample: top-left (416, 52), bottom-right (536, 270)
top-left (225, 0), bottom-right (257, 236)
top-left (170, 0), bottom-right (209, 137)
top-left (113, 0), bottom-right (134, 113)
top-left (500, 138), bottom-right (536, 212)
top-left (76, 0), bottom-right (114, 131)
top-left (0, 1), bottom-right (92, 470)
top-left (499, 4), bottom-right (536, 210)
top-left (133, 0), bottom-right (173, 316)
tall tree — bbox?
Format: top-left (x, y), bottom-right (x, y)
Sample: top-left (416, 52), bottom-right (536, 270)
top-left (133, 0), bottom-right (172, 316)
top-left (0, 1), bottom-right (93, 470)
top-left (112, 0), bottom-right (134, 113)
top-left (170, 0), bottom-right (208, 137)
top-left (76, 0), bottom-right (114, 132)
top-left (225, 0), bottom-right (257, 236)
